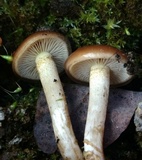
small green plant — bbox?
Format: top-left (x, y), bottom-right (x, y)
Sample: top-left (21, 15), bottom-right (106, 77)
top-left (0, 82), bottom-right (22, 100)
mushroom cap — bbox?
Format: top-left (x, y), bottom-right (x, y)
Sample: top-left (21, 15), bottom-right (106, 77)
top-left (0, 37), bottom-right (2, 46)
top-left (12, 31), bottom-right (71, 80)
top-left (65, 45), bottom-right (133, 86)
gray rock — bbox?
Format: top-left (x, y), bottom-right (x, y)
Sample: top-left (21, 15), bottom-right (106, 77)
top-left (134, 102), bottom-right (142, 131)
top-left (34, 84), bottom-right (142, 154)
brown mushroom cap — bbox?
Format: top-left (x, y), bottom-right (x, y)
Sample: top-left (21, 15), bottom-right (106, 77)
top-left (0, 37), bottom-right (2, 46)
top-left (65, 45), bottom-right (133, 86)
top-left (12, 31), bottom-right (71, 80)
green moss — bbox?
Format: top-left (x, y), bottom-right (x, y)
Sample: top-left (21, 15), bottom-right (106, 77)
top-left (0, 0), bottom-right (142, 50)
top-left (0, 0), bottom-right (50, 48)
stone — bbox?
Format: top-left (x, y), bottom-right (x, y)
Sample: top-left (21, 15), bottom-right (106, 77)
top-left (134, 102), bottom-right (142, 131)
top-left (34, 84), bottom-right (142, 154)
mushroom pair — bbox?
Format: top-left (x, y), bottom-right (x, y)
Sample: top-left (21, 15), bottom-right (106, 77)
top-left (65, 45), bottom-right (133, 159)
top-left (12, 31), bottom-right (83, 160)
top-left (12, 31), bottom-right (133, 159)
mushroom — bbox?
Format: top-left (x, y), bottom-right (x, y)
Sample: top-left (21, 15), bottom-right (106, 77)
top-left (65, 45), bottom-right (134, 160)
top-left (12, 31), bottom-right (83, 160)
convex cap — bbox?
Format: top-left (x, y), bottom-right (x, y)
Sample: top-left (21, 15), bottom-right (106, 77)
top-left (65, 45), bottom-right (133, 86)
top-left (12, 31), bottom-right (71, 80)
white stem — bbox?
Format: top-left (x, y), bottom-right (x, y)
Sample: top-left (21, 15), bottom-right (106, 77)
top-left (36, 52), bottom-right (83, 160)
top-left (84, 65), bottom-right (110, 160)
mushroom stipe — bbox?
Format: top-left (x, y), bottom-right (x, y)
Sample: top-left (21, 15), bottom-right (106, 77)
top-left (65, 45), bottom-right (134, 159)
top-left (12, 31), bottom-right (83, 160)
